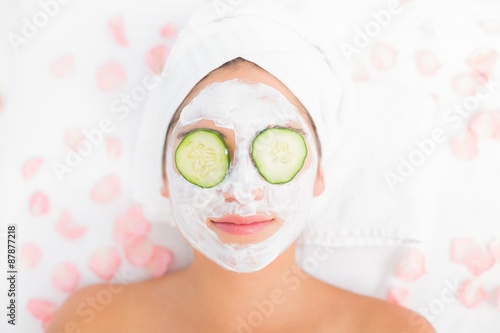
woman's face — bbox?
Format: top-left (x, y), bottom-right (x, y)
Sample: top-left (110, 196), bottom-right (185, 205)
top-left (162, 62), bottom-right (324, 272)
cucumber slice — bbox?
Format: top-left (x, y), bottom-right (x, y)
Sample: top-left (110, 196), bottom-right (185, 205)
top-left (252, 128), bottom-right (308, 184)
top-left (175, 129), bottom-right (229, 188)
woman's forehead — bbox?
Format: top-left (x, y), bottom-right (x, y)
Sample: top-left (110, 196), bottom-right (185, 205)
top-left (166, 60), bottom-right (321, 153)
top-left (176, 119), bottom-right (303, 134)
top-left (175, 80), bottom-right (308, 132)
top-left (178, 60), bottom-right (309, 120)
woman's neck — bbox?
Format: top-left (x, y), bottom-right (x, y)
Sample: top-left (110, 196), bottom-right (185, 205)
top-left (180, 242), bottom-right (319, 332)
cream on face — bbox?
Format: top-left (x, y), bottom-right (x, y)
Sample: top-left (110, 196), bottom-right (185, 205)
top-left (166, 79), bottom-right (319, 273)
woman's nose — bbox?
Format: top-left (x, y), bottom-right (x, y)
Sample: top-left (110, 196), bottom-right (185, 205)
top-left (221, 156), bottom-right (265, 204)
top-left (224, 187), bottom-right (264, 203)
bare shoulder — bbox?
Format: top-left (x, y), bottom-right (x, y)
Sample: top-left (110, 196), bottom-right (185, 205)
top-left (46, 276), bottom-right (171, 333)
top-left (45, 282), bottom-right (131, 333)
top-left (370, 298), bottom-right (436, 333)
top-left (350, 293), bottom-right (436, 333)
top-left (315, 283), bottom-right (436, 333)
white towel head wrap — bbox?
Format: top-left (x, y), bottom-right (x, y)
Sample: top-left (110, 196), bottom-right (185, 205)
top-left (132, 0), bottom-right (345, 246)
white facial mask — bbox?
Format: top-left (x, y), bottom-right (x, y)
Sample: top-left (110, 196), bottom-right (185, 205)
top-left (166, 79), bottom-right (319, 273)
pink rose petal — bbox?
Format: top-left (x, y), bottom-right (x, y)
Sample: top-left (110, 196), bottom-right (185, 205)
top-left (371, 43), bottom-right (398, 71)
top-left (160, 23), bottom-right (177, 38)
top-left (351, 59), bottom-right (369, 82)
top-left (416, 49), bottom-right (441, 76)
top-left (421, 19), bottom-right (435, 36)
top-left (96, 61), bottom-right (127, 93)
top-left (106, 137), bottom-right (122, 160)
top-left (88, 247), bottom-right (121, 281)
top-left (451, 238), bottom-right (495, 276)
top-left (457, 279), bottom-right (488, 308)
top-left (488, 239), bottom-right (500, 262)
top-left (387, 286), bottom-right (410, 305)
top-left (431, 93), bottom-right (441, 104)
top-left (114, 205), bottom-right (151, 246)
top-left (52, 262), bottom-right (80, 292)
top-left (108, 16), bottom-right (128, 47)
top-left (145, 246), bottom-right (173, 277)
top-left (90, 174), bottom-right (121, 204)
top-left (29, 191), bottom-right (50, 216)
top-left (467, 49), bottom-right (498, 77)
top-left (43, 317), bottom-right (53, 330)
top-left (396, 249), bottom-right (426, 282)
top-left (20, 243), bottom-right (42, 269)
top-left (51, 54), bottom-right (75, 78)
top-left (27, 299), bottom-right (56, 327)
top-left (145, 45), bottom-right (169, 75)
top-left (125, 236), bottom-right (154, 267)
top-left (452, 72), bottom-right (488, 96)
top-left (493, 113), bottom-right (500, 141)
top-left (451, 130), bottom-right (479, 160)
top-left (496, 288), bottom-right (500, 311)
top-left (469, 254), bottom-right (496, 276)
top-left (469, 111), bottom-right (500, 139)
top-left (55, 209), bottom-right (87, 240)
top-left (452, 238), bottom-right (484, 263)
top-left (22, 157), bottom-right (44, 181)
top-left (64, 128), bottom-right (85, 152)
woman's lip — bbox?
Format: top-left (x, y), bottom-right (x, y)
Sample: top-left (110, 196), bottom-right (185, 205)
top-left (209, 215), bottom-right (275, 236)
top-left (211, 214), bottom-right (274, 225)
top-left (209, 220), bottom-right (273, 235)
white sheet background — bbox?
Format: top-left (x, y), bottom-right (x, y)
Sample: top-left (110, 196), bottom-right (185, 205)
top-left (0, 0), bottom-right (499, 332)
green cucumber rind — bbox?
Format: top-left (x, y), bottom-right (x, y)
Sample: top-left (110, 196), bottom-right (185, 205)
top-left (174, 129), bottom-right (230, 188)
top-left (251, 128), bottom-right (308, 184)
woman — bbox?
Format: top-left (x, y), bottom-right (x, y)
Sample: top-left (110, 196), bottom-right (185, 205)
top-left (48, 2), bottom-right (435, 332)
